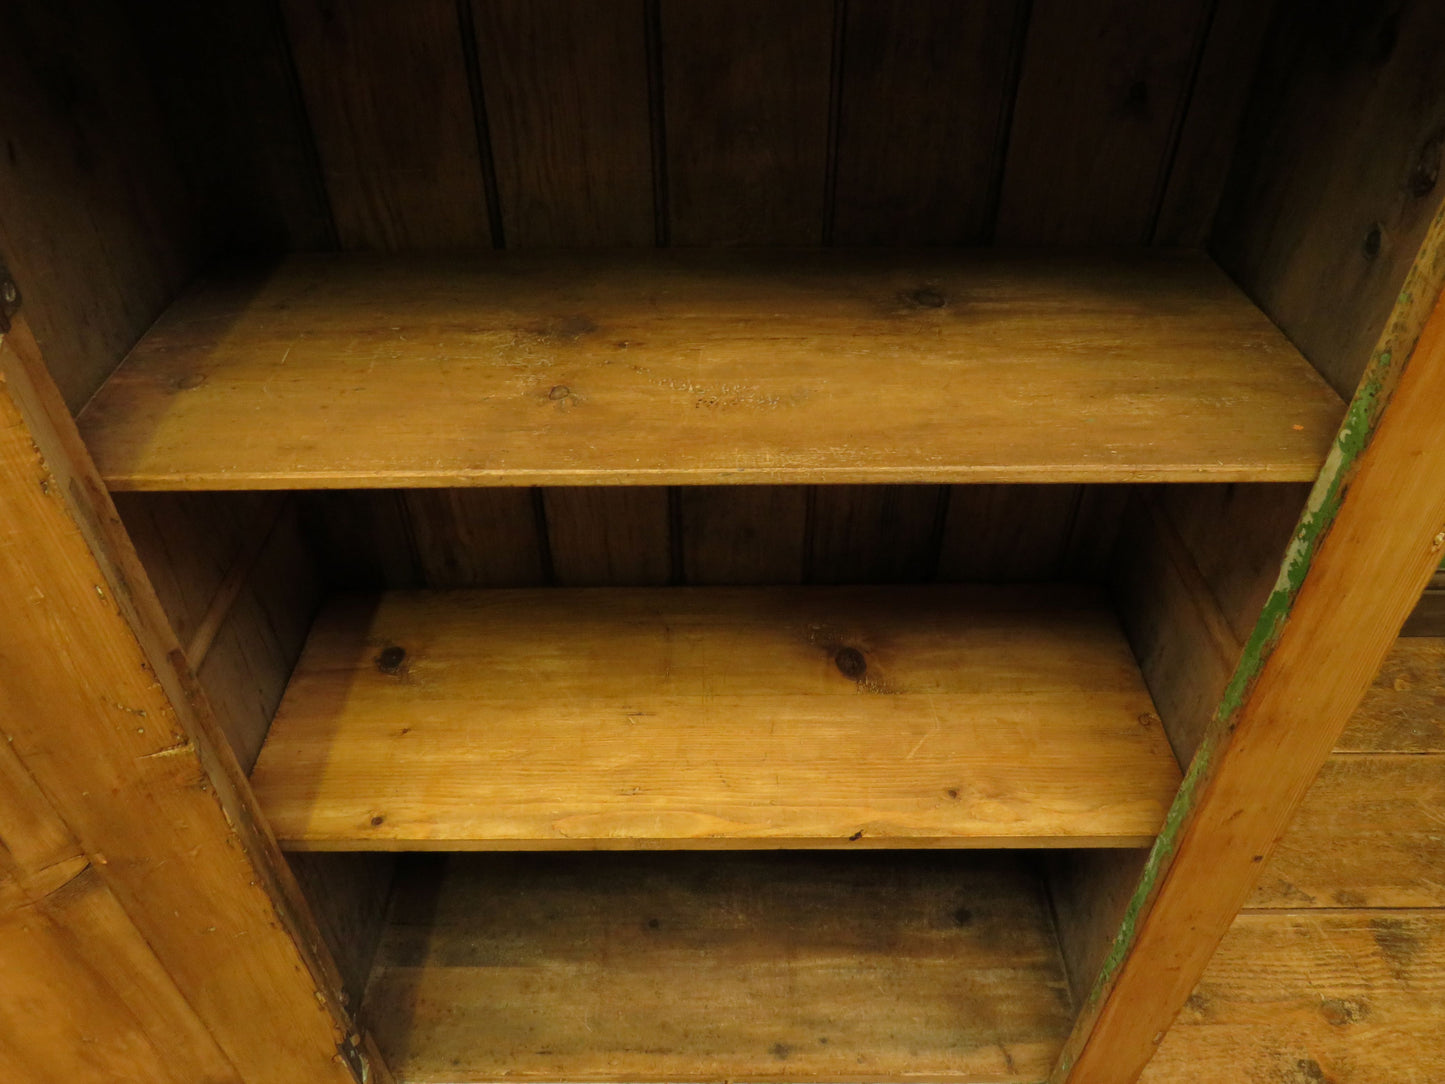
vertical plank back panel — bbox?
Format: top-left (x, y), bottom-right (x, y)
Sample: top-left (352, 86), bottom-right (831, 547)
top-left (1211, 0), bottom-right (1445, 397)
top-left (405, 489), bottom-right (547, 588)
top-left (472, 0), bottom-right (654, 247)
top-left (937, 485), bottom-right (1083, 582)
top-left (282, 0), bottom-right (493, 250)
top-left (832, 0), bottom-right (1026, 245)
top-left (679, 486), bottom-right (809, 584)
top-left (807, 485), bottom-right (943, 583)
top-left (545, 488), bottom-right (673, 586)
top-left (661, 0), bottom-right (834, 245)
top-left (1150, 0), bottom-right (1278, 247)
top-left (994, 0), bottom-right (1212, 245)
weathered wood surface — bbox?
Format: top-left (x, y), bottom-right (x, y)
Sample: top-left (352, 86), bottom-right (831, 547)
top-left (364, 852), bottom-right (1073, 1083)
top-left (0, 319), bottom-right (360, 1081)
top-left (250, 584), bottom-right (1179, 850)
top-left (1140, 911), bottom-right (1445, 1084)
top-left (79, 250), bottom-right (1341, 490)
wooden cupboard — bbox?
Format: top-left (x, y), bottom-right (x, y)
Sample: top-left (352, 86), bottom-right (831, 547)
top-left (3, 2), bottom-right (1445, 1081)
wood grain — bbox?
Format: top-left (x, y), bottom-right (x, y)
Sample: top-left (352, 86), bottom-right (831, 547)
top-left (545, 487), bottom-right (671, 586)
top-left (471, 0), bottom-right (653, 246)
top-left (679, 486), bottom-right (808, 585)
top-left (807, 484), bottom-right (943, 583)
top-left (0, 318), bottom-right (357, 1081)
top-left (1213, 0), bottom-right (1445, 397)
top-left (1150, 0), bottom-right (1279, 246)
top-left (0, 0), bottom-right (199, 411)
top-left (281, 0), bottom-right (491, 249)
top-left (660, 0), bottom-right (833, 244)
top-left (248, 584), bottom-right (1180, 850)
top-left (994, 0), bottom-right (1213, 244)
top-left (1057, 210), bottom-right (1445, 1083)
top-left (404, 488), bottom-right (546, 588)
top-left (1140, 911), bottom-right (1445, 1084)
top-left (1247, 754), bottom-right (1445, 909)
top-left (78, 250), bottom-right (1343, 490)
top-left (831, 0), bottom-right (1026, 244)
top-left (1338, 638), bottom-right (1445, 753)
top-left (937, 485), bottom-right (1082, 582)
top-left (364, 852), bottom-right (1074, 1083)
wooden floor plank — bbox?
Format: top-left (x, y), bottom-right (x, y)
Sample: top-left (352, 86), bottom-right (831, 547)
top-left (1140, 911), bottom-right (1445, 1084)
top-left (249, 584), bottom-right (1181, 850)
top-left (78, 250), bottom-right (1342, 490)
top-left (364, 851), bottom-right (1074, 1083)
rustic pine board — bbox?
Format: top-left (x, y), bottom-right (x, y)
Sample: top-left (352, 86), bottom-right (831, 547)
top-left (249, 584), bottom-right (1181, 850)
top-left (363, 852), bottom-right (1074, 1083)
top-left (78, 250), bottom-right (1342, 490)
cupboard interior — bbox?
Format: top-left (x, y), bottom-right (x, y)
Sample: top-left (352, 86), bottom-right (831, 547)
top-left (5, 0), bottom-right (1442, 1080)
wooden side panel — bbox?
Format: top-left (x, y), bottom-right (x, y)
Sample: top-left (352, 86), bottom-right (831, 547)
top-left (1047, 850), bottom-right (1149, 1008)
top-left (1213, 0), bottom-right (1445, 396)
top-left (807, 485), bottom-right (943, 584)
top-left (831, 0), bottom-right (1025, 245)
top-left (471, 0), bottom-right (653, 247)
top-left (288, 852), bottom-right (396, 1011)
top-left (994, 0), bottom-right (1212, 245)
top-left (0, 320), bottom-right (357, 1082)
top-left (545, 487), bottom-right (672, 586)
top-left (661, 0), bottom-right (834, 245)
top-left (0, 0), bottom-right (199, 411)
top-left (281, 0), bottom-right (492, 250)
top-left (679, 487), bottom-right (808, 585)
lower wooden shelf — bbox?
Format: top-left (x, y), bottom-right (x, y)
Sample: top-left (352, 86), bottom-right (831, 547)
top-left (249, 584), bottom-right (1181, 850)
top-left (363, 851), bottom-right (1074, 1083)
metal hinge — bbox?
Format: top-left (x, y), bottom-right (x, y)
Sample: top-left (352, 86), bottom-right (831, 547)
top-left (0, 260), bottom-right (20, 333)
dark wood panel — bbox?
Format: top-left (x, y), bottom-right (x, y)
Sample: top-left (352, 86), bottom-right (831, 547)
top-left (471, 0), bottom-right (653, 246)
top-left (678, 486), bottom-right (808, 584)
top-left (281, 0), bottom-right (492, 249)
top-left (994, 0), bottom-right (1213, 244)
top-left (661, 0), bottom-right (834, 245)
top-left (0, 0), bottom-right (200, 411)
top-left (545, 487), bottom-right (672, 586)
top-left (936, 485), bottom-right (1081, 582)
top-left (1213, 0), bottom-right (1445, 397)
top-left (404, 489), bottom-right (546, 588)
top-left (807, 485), bottom-right (943, 584)
top-left (131, 0), bottom-right (334, 252)
top-left (831, 0), bottom-right (1026, 244)
top-left (1151, 0), bottom-right (1279, 246)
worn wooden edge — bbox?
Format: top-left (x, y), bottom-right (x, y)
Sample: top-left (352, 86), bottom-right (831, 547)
top-left (0, 315), bottom-right (364, 1082)
top-left (279, 834), bottom-right (1164, 854)
top-left (1054, 200), bottom-right (1445, 1083)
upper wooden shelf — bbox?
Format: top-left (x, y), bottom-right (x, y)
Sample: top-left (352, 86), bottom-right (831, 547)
top-left (249, 584), bottom-right (1183, 850)
top-left (79, 250), bottom-right (1343, 490)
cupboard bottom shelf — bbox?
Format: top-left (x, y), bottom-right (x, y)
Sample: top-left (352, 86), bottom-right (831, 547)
top-left (362, 851), bottom-right (1074, 1084)
top-left (249, 584), bottom-right (1182, 850)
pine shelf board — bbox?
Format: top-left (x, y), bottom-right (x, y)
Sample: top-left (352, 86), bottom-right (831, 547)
top-left (249, 584), bottom-right (1183, 850)
top-left (78, 249), bottom-right (1343, 490)
top-left (364, 851), bottom-right (1074, 1084)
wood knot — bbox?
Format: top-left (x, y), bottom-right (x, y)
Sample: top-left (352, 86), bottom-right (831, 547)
top-left (376, 646), bottom-right (406, 674)
top-left (174, 373), bottom-right (207, 392)
top-left (548, 384), bottom-right (571, 400)
top-left (834, 646), bottom-right (867, 680)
